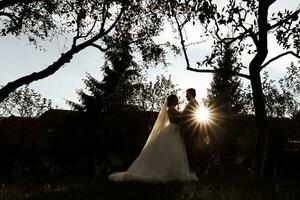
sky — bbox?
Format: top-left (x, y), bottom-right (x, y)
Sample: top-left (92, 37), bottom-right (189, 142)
top-left (0, 0), bottom-right (299, 110)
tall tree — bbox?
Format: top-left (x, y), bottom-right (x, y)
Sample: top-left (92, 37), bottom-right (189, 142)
top-left (205, 43), bottom-right (245, 114)
top-left (67, 29), bottom-right (145, 158)
top-left (67, 37), bottom-right (142, 115)
top-left (169, 0), bottom-right (300, 179)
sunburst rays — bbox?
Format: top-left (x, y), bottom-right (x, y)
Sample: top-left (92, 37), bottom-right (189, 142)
top-left (184, 103), bottom-right (225, 145)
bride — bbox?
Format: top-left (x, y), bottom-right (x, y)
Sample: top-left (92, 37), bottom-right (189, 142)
top-left (109, 94), bottom-right (198, 182)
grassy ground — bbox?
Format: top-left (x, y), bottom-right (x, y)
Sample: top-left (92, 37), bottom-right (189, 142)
top-left (0, 173), bottom-right (299, 200)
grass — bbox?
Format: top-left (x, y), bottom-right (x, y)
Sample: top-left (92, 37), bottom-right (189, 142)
top-left (0, 174), bottom-right (299, 200)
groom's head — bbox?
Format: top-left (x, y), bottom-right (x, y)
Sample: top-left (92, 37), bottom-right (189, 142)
top-left (186, 88), bottom-right (196, 101)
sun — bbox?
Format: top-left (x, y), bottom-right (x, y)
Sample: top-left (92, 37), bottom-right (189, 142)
top-left (195, 106), bottom-right (210, 123)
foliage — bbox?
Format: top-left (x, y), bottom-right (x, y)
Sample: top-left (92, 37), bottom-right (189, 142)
top-left (0, 0), bottom-right (60, 45)
top-left (205, 43), bottom-right (245, 114)
top-left (243, 63), bottom-right (300, 118)
top-left (0, 85), bottom-right (53, 117)
top-left (0, 0), bottom-right (172, 103)
top-left (135, 74), bottom-right (181, 112)
top-left (67, 29), bottom-right (142, 114)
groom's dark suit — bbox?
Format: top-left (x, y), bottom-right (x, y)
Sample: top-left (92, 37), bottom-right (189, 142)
top-left (180, 98), bottom-right (200, 169)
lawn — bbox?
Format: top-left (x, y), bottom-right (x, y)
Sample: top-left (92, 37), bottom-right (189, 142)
top-left (0, 174), bottom-right (299, 200)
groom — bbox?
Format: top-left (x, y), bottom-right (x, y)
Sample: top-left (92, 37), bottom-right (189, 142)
top-left (181, 88), bottom-right (200, 172)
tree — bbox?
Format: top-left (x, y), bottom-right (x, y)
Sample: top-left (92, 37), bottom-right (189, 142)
top-left (0, 85), bottom-right (53, 117)
top-left (243, 63), bottom-right (300, 118)
top-left (0, 0), bottom-right (169, 103)
top-left (67, 29), bottom-right (145, 157)
top-left (135, 74), bottom-right (181, 112)
top-left (68, 44), bottom-right (141, 114)
top-left (169, 0), bottom-right (300, 179)
top-left (205, 43), bottom-right (245, 115)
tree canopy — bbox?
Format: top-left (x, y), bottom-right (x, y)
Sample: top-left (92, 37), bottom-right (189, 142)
top-left (0, 0), bottom-right (170, 103)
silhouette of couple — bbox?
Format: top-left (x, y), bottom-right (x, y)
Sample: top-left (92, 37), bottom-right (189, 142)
top-left (109, 88), bottom-right (201, 182)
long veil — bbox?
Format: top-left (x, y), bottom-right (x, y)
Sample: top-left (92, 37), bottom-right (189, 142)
top-left (141, 102), bottom-right (170, 152)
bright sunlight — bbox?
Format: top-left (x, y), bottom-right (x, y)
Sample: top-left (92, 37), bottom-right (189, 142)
top-left (195, 106), bottom-right (210, 123)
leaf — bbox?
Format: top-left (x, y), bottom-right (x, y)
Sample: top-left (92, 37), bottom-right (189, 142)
top-left (203, 1), bottom-right (209, 10)
top-left (218, 19), bottom-right (226, 25)
top-left (292, 14), bottom-right (299, 21)
top-left (198, 14), bottom-right (205, 23)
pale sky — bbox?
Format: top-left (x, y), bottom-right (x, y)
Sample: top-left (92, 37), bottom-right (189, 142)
top-left (0, 0), bottom-right (299, 109)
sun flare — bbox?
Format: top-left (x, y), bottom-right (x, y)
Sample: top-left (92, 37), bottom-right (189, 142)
top-left (195, 106), bottom-right (210, 123)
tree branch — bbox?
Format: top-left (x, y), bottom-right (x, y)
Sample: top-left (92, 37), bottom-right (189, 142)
top-left (0, 5), bottom-right (126, 103)
top-left (261, 51), bottom-right (300, 70)
top-left (79, 18), bottom-right (97, 39)
top-left (187, 67), bottom-right (250, 79)
top-left (73, 13), bottom-right (81, 47)
top-left (268, 8), bottom-right (300, 31)
top-left (170, 1), bottom-right (191, 69)
top-left (102, 5), bottom-right (125, 36)
top-left (214, 8), bottom-right (300, 46)
top-left (91, 43), bottom-right (110, 52)
top-left (100, 2), bottom-right (108, 33)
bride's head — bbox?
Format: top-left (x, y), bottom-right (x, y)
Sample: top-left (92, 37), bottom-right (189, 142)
top-left (167, 94), bottom-right (178, 107)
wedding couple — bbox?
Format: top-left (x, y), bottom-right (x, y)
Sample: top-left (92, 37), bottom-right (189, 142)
top-left (109, 88), bottom-right (200, 182)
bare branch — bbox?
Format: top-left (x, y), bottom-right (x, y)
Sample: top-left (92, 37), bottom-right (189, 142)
top-left (239, 15), bottom-right (259, 47)
top-left (169, 2), bottom-right (191, 69)
top-left (261, 51), bottom-right (300, 70)
top-left (73, 13), bottom-right (81, 47)
top-left (187, 68), bottom-right (250, 80)
top-left (100, 2), bottom-right (108, 33)
top-left (185, 38), bottom-right (209, 47)
top-left (91, 43), bottom-right (110, 52)
top-left (187, 66), bottom-right (250, 79)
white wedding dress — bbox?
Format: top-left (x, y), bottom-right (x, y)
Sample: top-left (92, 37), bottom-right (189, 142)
top-left (109, 102), bottom-right (198, 183)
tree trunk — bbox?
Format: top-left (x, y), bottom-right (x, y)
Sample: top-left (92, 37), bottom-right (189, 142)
top-left (249, 71), bottom-right (269, 180)
top-left (248, 0), bottom-right (273, 180)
